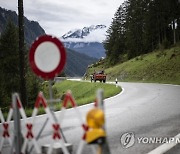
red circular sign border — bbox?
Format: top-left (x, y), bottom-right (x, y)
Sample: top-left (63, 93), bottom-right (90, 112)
top-left (29, 35), bottom-right (66, 80)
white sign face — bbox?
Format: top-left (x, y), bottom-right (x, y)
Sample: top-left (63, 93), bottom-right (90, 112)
top-left (29, 35), bottom-right (66, 80)
top-left (34, 41), bottom-right (61, 73)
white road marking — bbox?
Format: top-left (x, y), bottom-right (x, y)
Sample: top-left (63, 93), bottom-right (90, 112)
top-left (147, 133), bottom-right (180, 154)
top-left (162, 83), bottom-right (180, 87)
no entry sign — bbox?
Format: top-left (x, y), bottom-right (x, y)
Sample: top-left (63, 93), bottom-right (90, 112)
top-left (29, 35), bottom-right (66, 80)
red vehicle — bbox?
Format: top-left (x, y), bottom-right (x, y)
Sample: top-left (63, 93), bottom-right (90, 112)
top-left (91, 71), bottom-right (106, 83)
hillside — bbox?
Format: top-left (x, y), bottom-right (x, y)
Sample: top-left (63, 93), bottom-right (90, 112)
top-left (103, 1), bottom-right (179, 66)
top-left (0, 7), bottom-right (98, 77)
top-left (63, 42), bottom-right (105, 59)
top-left (0, 7), bottom-right (45, 45)
top-left (86, 45), bottom-right (180, 85)
top-left (64, 49), bottom-right (97, 77)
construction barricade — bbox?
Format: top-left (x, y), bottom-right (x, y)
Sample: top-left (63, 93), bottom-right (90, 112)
top-left (0, 90), bottom-right (110, 154)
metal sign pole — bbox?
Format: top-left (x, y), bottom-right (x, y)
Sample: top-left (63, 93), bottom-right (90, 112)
top-left (48, 80), bottom-right (68, 143)
top-left (97, 89), bottom-right (104, 110)
top-left (49, 80), bottom-right (54, 110)
top-left (12, 93), bottom-right (22, 154)
top-left (97, 89), bottom-right (111, 154)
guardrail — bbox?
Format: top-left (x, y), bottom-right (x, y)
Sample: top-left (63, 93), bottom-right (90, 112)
top-left (54, 77), bottom-right (82, 82)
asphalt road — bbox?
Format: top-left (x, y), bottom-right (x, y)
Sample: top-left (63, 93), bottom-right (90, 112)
top-left (105, 82), bottom-right (180, 154)
top-left (1, 82), bottom-right (180, 154)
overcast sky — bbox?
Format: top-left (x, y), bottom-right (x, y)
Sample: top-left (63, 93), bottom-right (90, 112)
top-left (0, 0), bottom-right (124, 37)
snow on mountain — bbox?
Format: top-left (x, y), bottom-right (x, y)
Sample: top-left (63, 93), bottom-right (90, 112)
top-left (62, 29), bottom-right (82, 39)
top-left (61, 24), bottom-right (107, 59)
top-left (61, 24), bottom-right (107, 43)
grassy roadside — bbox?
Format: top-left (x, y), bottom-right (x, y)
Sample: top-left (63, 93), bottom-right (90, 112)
top-left (53, 80), bottom-right (121, 106)
top-left (1, 80), bottom-right (121, 118)
top-left (86, 46), bottom-right (180, 85)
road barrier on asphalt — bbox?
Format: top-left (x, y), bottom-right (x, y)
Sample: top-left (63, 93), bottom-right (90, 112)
top-left (58, 90), bottom-right (90, 154)
top-left (0, 92), bottom-right (69, 154)
top-left (57, 90), bottom-right (111, 154)
top-left (0, 90), bottom-right (111, 154)
top-left (14, 93), bottom-right (42, 154)
top-left (0, 107), bottom-right (13, 152)
top-left (21, 92), bottom-right (69, 154)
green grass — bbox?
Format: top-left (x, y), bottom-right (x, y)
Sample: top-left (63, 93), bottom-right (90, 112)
top-left (1, 80), bottom-right (120, 118)
top-left (53, 80), bottom-right (121, 106)
top-left (1, 80), bottom-right (121, 118)
top-left (87, 46), bottom-right (180, 85)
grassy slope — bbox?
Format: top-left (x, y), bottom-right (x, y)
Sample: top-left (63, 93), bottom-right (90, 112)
top-left (53, 80), bottom-right (121, 106)
top-left (87, 46), bottom-right (180, 85)
top-left (2, 80), bottom-right (121, 118)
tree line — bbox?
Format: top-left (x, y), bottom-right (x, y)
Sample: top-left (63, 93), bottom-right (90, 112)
top-left (0, 21), bottom-right (66, 110)
top-left (0, 21), bottom-right (41, 110)
top-left (104, 0), bottom-right (180, 65)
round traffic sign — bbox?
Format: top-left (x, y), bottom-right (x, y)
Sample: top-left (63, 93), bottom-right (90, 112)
top-left (29, 35), bottom-right (66, 80)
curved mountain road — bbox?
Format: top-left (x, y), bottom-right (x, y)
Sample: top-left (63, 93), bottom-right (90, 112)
top-left (105, 82), bottom-right (180, 154)
top-left (1, 82), bottom-right (180, 154)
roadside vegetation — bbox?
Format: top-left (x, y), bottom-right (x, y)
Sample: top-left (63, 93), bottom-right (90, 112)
top-left (103, 0), bottom-right (180, 66)
top-left (53, 80), bottom-right (121, 104)
top-left (43, 80), bottom-right (121, 108)
top-left (1, 80), bottom-right (121, 118)
top-left (86, 45), bottom-right (180, 85)
top-left (86, 1), bottom-right (180, 85)
top-left (25, 80), bottom-right (121, 117)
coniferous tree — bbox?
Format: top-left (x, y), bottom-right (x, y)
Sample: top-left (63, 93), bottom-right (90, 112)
top-left (104, 0), bottom-right (180, 65)
top-left (103, 1), bottom-right (127, 64)
top-left (0, 21), bottom-right (41, 108)
top-left (0, 21), bottom-right (20, 105)
top-left (125, 0), bottom-right (148, 58)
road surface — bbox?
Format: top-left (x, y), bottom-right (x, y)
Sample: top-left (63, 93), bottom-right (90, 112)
top-left (1, 82), bottom-right (180, 154)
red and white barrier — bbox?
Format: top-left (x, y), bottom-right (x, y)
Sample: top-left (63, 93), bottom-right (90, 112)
top-left (19, 92), bottom-right (69, 154)
top-left (32, 92), bottom-right (69, 154)
top-left (0, 95), bottom-right (30, 153)
top-left (58, 90), bottom-right (92, 154)
top-left (0, 90), bottom-right (102, 154)
top-left (10, 94), bottom-right (41, 154)
top-left (0, 107), bottom-right (13, 152)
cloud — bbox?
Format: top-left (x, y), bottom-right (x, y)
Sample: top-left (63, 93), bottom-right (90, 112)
top-left (0, 0), bottom-right (124, 36)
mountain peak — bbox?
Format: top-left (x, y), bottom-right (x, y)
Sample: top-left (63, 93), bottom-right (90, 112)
top-left (62, 24), bottom-right (107, 41)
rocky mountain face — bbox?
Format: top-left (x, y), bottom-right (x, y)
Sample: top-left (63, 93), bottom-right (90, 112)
top-left (62, 25), bottom-right (106, 39)
top-left (61, 25), bottom-right (107, 59)
top-left (0, 7), bottom-right (97, 77)
top-left (0, 7), bottom-right (45, 45)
